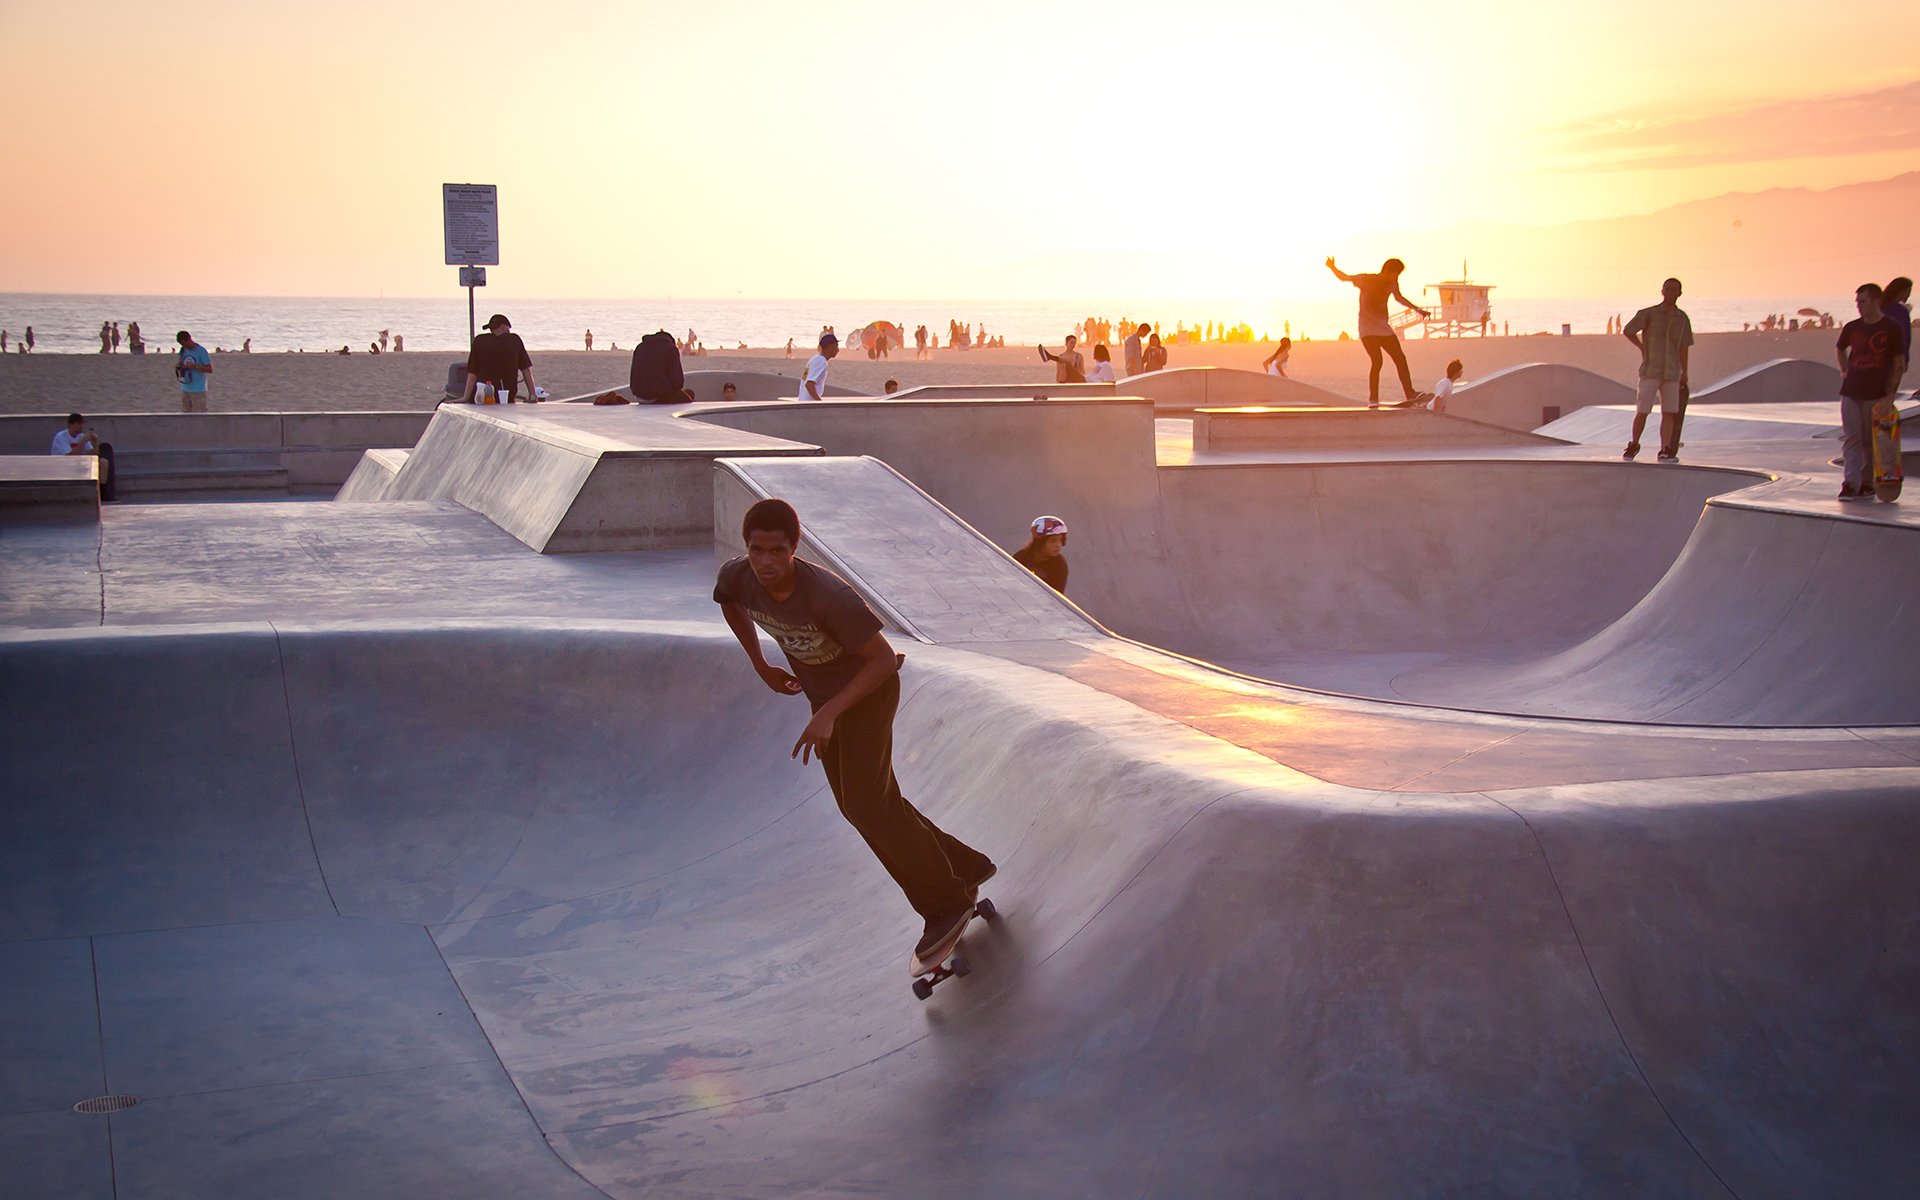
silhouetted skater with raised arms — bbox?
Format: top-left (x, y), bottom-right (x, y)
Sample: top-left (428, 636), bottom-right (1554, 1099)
top-left (713, 498), bottom-right (997, 966)
top-left (1326, 256), bottom-right (1429, 406)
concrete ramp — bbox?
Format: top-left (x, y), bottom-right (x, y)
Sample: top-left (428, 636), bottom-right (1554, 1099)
top-left (1450, 362), bottom-right (1635, 432)
top-left (1391, 503), bottom-right (1920, 724)
top-left (344, 405), bottom-right (819, 551)
top-left (1691, 357), bottom-right (1840, 404)
top-left (4, 623), bottom-right (1916, 1197)
top-left (1119, 365), bottom-right (1350, 410)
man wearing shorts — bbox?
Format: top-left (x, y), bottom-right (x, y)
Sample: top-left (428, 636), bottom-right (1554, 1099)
top-left (1621, 278), bottom-right (1693, 461)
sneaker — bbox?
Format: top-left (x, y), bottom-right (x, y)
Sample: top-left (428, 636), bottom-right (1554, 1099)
top-left (1839, 489), bottom-right (1872, 503)
top-left (913, 904), bottom-right (974, 963)
top-left (1656, 449), bottom-right (1677, 462)
top-left (1622, 442), bottom-right (1640, 460)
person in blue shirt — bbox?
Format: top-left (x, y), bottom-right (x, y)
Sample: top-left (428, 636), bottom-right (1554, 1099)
top-left (174, 330), bottom-right (213, 412)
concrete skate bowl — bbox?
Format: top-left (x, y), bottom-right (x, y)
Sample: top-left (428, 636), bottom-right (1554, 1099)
top-left (6, 621), bottom-right (1919, 1197)
top-left (1116, 463), bottom-right (1920, 727)
top-left (1084, 458), bottom-right (1920, 726)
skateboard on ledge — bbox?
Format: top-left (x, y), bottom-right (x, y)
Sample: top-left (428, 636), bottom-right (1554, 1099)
top-left (1872, 401), bottom-right (1903, 502)
top-left (910, 897), bottom-right (997, 1001)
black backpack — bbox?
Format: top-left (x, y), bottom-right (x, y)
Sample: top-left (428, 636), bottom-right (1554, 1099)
top-left (630, 330), bottom-right (685, 402)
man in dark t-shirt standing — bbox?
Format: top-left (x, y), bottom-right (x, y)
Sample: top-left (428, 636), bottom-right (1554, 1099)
top-left (461, 313), bottom-right (538, 403)
top-left (1834, 282), bottom-right (1908, 501)
top-left (713, 498), bottom-right (996, 965)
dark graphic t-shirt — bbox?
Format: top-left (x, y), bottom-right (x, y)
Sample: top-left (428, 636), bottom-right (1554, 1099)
top-left (1837, 317), bottom-right (1906, 399)
top-left (712, 556), bottom-right (883, 704)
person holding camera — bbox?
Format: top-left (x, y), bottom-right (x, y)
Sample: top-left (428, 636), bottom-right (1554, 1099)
top-left (52, 412), bottom-right (116, 501)
top-left (174, 330), bottom-right (213, 412)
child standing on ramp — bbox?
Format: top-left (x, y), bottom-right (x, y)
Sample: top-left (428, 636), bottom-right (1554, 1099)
top-left (713, 498), bottom-right (997, 964)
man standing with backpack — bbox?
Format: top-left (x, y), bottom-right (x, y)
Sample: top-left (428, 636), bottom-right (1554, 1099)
top-left (630, 330), bottom-right (686, 403)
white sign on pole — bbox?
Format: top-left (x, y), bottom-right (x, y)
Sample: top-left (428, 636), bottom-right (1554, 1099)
top-left (442, 183), bottom-right (499, 266)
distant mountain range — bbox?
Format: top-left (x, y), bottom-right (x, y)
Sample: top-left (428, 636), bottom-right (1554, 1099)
top-left (1397, 171), bottom-right (1920, 298)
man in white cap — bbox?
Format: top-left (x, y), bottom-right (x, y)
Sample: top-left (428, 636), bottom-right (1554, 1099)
top-left (1013, 515), bottom-right (1069, 593)
top-left (800, 331), bottom-right (838, 400)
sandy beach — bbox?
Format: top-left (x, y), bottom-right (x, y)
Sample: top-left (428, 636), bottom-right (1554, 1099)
top-left (0, 327), bottom-right (1845, 415)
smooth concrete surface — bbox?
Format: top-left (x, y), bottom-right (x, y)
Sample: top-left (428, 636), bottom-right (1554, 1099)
top-left (1537, 399), bottom-right (1920, 445)
top-left (335, 446), bottom-right (410, 501)
top-left (6, 387), bottom-right (1920, 1196)
top-left (1118, 364), bottom-right (1349, 410)
top-left (363, 404), bottom-right (822, 552)
top-left (2, 620), bottom-right (1915, 1198)
top-left (884, 380), bottom-right (1117, 401)
top-left (0, 454), bottom-right (99, 521)
top-left (558, 371), bottom-right (864, 405)
top-left (1447, 363), bottom-right (1636, 431)
top-left (0, 411), bottom-right (433, 495)
top-left (1192, 405), bottom-right (1564, 451)
top-left (687, 397), bottom-right (1167, 618)
top-left (1689, 356), bottom-right (1841, 404)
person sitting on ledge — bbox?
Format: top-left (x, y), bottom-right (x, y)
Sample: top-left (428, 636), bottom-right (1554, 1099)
top-left (1085, 344), bottom-right (1116, 384)
top-left (52, 412), bottom-right (116, 502)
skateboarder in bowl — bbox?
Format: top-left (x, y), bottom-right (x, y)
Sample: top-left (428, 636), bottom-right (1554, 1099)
top-left (713, 498), bottom-right (997, 963)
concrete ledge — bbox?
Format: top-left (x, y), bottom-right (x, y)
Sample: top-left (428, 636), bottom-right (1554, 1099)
top-left (362, 405), bottom-right (822, 552)
top-left (0, 412), bottom-right (433, 494)
top-left (1118, 366), bottom-right (1349, 411)
top-left (0, 456), bottom-right (100, 523)
top-left (335, 449), bottom-right (410, 502)
top-left (885, 382), bottom-right (1118, 401)
top-left (1192, 406), bottom-right (1565, 451)
top-left (557, 370), bottom-right (862, 405)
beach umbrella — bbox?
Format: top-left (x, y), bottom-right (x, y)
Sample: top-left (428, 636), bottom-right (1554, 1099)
top-left (856, 321), bottom-right (903, 351)
top-left (1796, 308), bottom-right (1821, 317)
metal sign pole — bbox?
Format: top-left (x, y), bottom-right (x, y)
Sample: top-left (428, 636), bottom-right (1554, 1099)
top-left (468, 285), bottom-right (476, 346)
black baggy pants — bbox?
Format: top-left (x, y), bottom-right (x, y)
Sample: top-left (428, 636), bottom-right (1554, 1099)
top-left (818, 673), bottom-right (989, 918)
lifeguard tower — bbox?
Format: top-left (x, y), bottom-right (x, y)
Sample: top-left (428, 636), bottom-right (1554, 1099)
top-left (1393, 263), bottom-right (1495, 337)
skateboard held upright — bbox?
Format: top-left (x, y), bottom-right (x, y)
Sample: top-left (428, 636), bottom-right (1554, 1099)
top-left (1872, 402), bottom-right (1903, 502)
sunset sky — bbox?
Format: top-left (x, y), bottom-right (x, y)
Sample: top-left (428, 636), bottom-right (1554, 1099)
top-left (2, 0), bottom-right (1915, 303)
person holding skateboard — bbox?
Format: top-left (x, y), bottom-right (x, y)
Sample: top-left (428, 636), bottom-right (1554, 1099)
top-left (1325, 256), bottom-right (1429, 407)
top-left (714, 498), bottom-right (996, 964)
top-left (1834, 282), bottom-right (1907, 502)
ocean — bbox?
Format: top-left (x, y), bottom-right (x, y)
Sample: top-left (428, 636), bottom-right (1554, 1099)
top-left (0, 291), bottom-right (1856, 355)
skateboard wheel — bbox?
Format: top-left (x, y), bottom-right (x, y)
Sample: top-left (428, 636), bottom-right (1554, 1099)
top-left (912, 977), bottom-right (933, 1001)
top-left (950, 955), bottom-right (971, 977)
top-left (974, 897), bottom-right (997, 920)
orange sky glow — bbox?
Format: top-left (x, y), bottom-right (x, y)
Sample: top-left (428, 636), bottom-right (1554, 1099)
top-left (2, 0), bottom-right (1916, 303)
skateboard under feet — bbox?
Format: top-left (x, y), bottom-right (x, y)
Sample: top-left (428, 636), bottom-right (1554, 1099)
top-left (911, 897), bottom-right (997, 1001)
